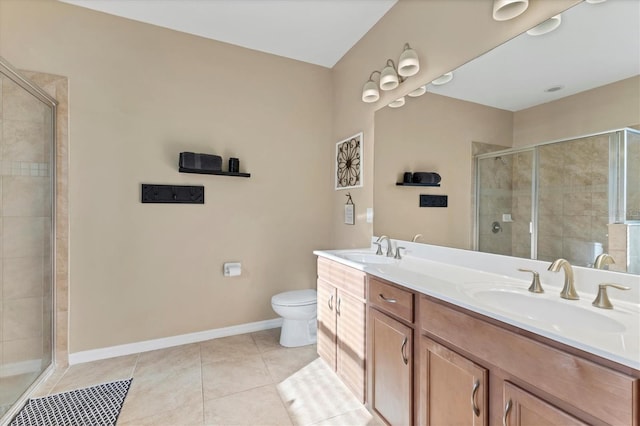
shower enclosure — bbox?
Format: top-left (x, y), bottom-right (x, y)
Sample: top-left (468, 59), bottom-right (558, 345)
top-left (476, 128), bottom-right (640, 273)
top-left (0, 58), bottom-right (56, 417)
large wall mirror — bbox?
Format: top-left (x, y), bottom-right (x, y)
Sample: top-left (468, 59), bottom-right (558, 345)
top-left (374, 0), bottom-right (640, 274)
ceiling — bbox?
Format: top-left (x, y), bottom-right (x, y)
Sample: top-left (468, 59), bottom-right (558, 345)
top-left (57, 0), bottom-right (638, 111)
top-left (58, 0), bottom-right (397, 68)
top-left (425, 0), bottom-right (640, 112)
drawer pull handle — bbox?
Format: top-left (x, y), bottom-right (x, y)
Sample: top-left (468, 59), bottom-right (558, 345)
top-left (400, 336), bottom-right (408, 365)
top-left (471, 380), bottom-right (480, 417)
top-left (502, 398), bottom-right (512, 426)
top-left (379, 294), bottom-right (397, 303)
top-left (336, 297), bottom-right (341, 315)
top-left (328, 294), bottom-right (333, 310)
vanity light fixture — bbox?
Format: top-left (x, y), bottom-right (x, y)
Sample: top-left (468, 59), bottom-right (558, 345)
top-left (362, 71), bottom-right (381, 103)
top-left (388, 97), bottom-right (406, 108)
top-left (398, 43), bottom-right (420, 77)
top-left (526, 14), bottom-right (562, 36)
top-left (431, 72), bottom-right (454, 86)
top-left (380, 59), bottom-right (401, 91)
top-left (361, 42), bottom-right (420, 103)
top-left (492, 0), bottom-right (529, 21)
top-left (407, 85), bottom-right (427, 97)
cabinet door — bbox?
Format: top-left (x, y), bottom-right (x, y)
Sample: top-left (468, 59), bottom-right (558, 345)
top-left (502, 382), bottom-right (587, 426)
top-left (369, 309), bottom-right (412, 426)
top-left (317, 279), bottom-right (336, 370)
top-left (336, 290), bottom-right (366, 403)
top-left (420, 337), bottom-right (488, 426)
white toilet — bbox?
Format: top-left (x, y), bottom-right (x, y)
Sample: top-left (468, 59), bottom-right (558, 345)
top-left (271, 289), bottom-right (317, 347)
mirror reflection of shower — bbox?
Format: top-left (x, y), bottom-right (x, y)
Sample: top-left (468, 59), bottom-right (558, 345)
top-left (476, 128), bottom-right (640, 274)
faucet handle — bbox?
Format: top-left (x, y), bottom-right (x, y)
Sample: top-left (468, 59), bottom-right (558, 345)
top-left (592, 283), bottom-right (631, 309)
top-left (518, 268), bottom-right (544, 294)
top-left (394, 247), bottom-right (406, 260)
top-left (373, 242), bottom-right (383, 255)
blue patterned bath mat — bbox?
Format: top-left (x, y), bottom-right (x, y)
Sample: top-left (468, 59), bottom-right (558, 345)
top-left (10, 378), bottom-right (132, 426)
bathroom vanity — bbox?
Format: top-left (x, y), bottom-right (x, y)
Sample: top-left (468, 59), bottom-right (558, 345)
top-left (314, 242), bottom-right (640, 426)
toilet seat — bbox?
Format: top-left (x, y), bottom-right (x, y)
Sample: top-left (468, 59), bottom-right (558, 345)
top-left (271, 289), bottom-right (317, 307)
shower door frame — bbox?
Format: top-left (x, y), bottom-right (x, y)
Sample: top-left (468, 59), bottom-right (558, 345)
top-left (0, 56), bottom-right (58, 419)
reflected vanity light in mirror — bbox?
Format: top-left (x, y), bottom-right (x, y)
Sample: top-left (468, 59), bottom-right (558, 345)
top-left (407, 85), bottom-right (427, 97)
top-left (388, 97), bottom-right (405, 108)
top-left (431, 72), bottom-right (454, 86)
top-left (492, 0), bottom-right (529, 21)
top-left (526, 14), bottom-right (562, 36)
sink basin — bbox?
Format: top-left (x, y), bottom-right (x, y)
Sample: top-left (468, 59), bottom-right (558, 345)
top-left (462, 287), bottom-right (626, 333)
top-left (339, 252), bottom-right (398, 265)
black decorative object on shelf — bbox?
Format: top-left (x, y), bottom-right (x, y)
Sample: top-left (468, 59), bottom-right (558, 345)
top-left (179, 167), bottom-right (250, 178)
top-left (179, 152), bottom-right (222, 172)
top-left (419, 194), bottom-right (448, 207)
top-left (141, 184), bottom-right (204, 204)
top-left (412, 172), bottom-right (441, 184)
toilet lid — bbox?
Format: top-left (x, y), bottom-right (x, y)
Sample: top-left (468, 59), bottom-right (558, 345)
top-left (272, 289), bottom-right (317, 306)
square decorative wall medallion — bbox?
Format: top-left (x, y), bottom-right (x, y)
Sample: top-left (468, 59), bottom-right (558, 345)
top-left (335, 132), bottom-right (363, 190)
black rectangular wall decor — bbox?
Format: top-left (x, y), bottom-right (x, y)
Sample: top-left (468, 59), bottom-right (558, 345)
top-left (141, 184), bottom-right (204, 204)
top-left (420, 194), bottom-right (448, 208)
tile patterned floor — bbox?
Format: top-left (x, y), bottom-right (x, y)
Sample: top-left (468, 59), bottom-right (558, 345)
top-left (29, 328), bottom-right (379, 425)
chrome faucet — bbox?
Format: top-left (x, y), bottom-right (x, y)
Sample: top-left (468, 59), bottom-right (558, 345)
top-left (593, 253), bottom-right (615, 270)
top-left (548, 258), bottom-right (579, 300)
top-left (374, 235), bottom-right (393, 257)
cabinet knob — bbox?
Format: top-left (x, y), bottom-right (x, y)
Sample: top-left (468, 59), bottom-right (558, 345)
top-left (336, 297), bottom-right (342, 315)
top-left (328, 294), bottom-right (333, 310)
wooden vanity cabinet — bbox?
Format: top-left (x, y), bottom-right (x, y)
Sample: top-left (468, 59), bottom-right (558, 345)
top-left (502, 382), bottom-right (587, 426)
top-left (419, 295), bottom-right (640, 426)
top-left (316, 257), bottom-right (366, 402)
top-left (367, 277), bottom-right (415, 426)
top-left (420, 336), bottom-right (488, 426)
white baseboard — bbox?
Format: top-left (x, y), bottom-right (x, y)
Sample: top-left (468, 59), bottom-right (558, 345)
top-left (0, 359), bottom-right (43, 378)
top-left (68, 317), bottom-right (283, 365)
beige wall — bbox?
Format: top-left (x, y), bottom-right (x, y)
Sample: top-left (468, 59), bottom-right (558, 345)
top-left (514, 76), bottom-right (640, 147)
top-left (0, 0), bottom-right (333, 352)
top-left (328, 0), bottom-right (579, 248)
top-left (0, 0), bottom-right (582, 353)
top-left (374, 93), bottom-right (513, 248)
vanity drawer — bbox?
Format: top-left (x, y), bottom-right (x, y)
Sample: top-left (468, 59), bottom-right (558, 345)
top-left (368, 277), bottom-right (414, 323)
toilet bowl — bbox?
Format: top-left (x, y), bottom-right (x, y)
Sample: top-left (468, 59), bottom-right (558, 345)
top-left (271, 289), bottom-right (317, 347)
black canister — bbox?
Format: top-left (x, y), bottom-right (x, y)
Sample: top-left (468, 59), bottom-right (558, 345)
top-left (403, 172), bottom-right (413, 183)
top-left (229, 157), bottom-right (240, 173)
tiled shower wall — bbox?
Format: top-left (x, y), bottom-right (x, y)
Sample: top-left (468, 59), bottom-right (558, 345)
top-left (516, 134), bottom-right (610, 265)
top-left (0, 75), bottom-right (53, 393)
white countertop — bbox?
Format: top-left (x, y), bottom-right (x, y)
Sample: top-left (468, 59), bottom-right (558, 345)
top-left (314, 243), bottom-right (640, 371)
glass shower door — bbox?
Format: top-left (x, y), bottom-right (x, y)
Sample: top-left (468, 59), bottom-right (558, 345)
top-left (0, 62), bottom-right (55, 416)
top-left (536, 134), bottom-right (610, 266)
top-left (476, 150), bottom-right (534, 257)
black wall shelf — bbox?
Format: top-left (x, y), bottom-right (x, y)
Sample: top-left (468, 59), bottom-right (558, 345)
top-left (179, 167), bottom-right (251, 178)
top-left (396, 182), bottom-right (440, 187)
